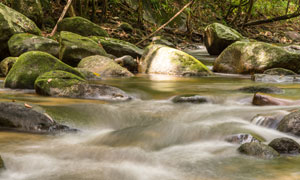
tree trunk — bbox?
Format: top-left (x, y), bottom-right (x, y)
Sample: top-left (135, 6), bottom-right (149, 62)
top-left (138, 0), bottom-right (143, 25)
top-left (101, 0), bottom-right (107, 22)
top-left (243, 0), bottom-right (254, 26)
top-left (91, 0), bottom-right (97, 22)
top-left (230, 0), bottom-right (243, 24)
top-left (286, 0), bottom-right (291, 14)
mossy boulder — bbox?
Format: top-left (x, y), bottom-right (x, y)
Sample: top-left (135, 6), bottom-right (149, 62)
top-left (263, 68), bottom-right (297, 76)
top-left (204, 23), bottom-right (246, 55)
top-left (8, 33), bottom-right (59, 57)
top-left (4, 51), bottom-right (84, 89)
top-left (0, 3), bottom-right (41, 59)
top-left (0, 57), bottom-right (18, 76)
top-left (59, 31), bottom-right (107, 67)
top-left (11, 0), bottom-right (43, 27)
top-left (35, 70), bottom-right (131, 100)
top-left (213, 41), bottom-right (300, 74)
top-left (115, 55), bottom-right (138, 73)
top-left (75, 68), bottom-right (101, 80)
top-left (238, 142), bottom-right (279, 159)
top-left (119, 22), bottom-right (133, 33)
top-left (0, 102), bottom-right (74, 132)
top-left (78, 55), bottom-right (133, 77)
top-left (90, 36), bottom-right (143, 58)
top-left (35, 70), bottom-right (86, 96)
top-left (277, 110), bottom-right (300, 136)
top-left (57, 17), bottom-right (108, 37)
top-left (139, 45), bottom-right (212, 76)
top-left (269, 137), bottom-right (300, 154)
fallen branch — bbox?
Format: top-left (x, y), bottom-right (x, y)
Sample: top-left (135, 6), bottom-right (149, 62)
top-left (240, 9), bottom-right (300, 27)
top-left (50, 0), bottom-right (73, 37)
top-left (135, 0), bottom-right (194, 46)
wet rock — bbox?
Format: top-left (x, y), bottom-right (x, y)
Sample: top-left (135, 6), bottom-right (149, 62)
top-left (225, 133), bottom-right (260, 144)
top-left (8, 33), bottom-right (59, 57)
top-left (0, 57), bottom-right (18, 76)
top-left (204, 23), bottom-right (246, 55)
top-left (0, 102), bottom-right (74, 133)
top-left (11, 0), bottom-right (43, 27)
top-left (251, 112), bottom-right (288, 129)
top-left (90, 36), bottom-right (143, 58)
top-left (238, 142), bottom-right (279, 159)
top-left (0, 155), bottom-right (4, 169)
top-left (57, 16), bottom-right (108, 37)
top-left (213, 41), bottom-right (300, 74)
top-left (238, 85), bottom-right (284, 94)
top-left (4, 51), bottom-right (84, 89)
top-left (78, 55), bottom-right (133, 77)
top-left (139, 45), bottom-right (212, 76)
top-left (263, 68), bottom-right (297, 76)
top-left (252, 93), bottom-right (295, 106)
top-left (269, 137), bottom-right (300, 154)
top-left (35, 70), bottom-right (131, 101)
top-left (0, 3), bottom-right (41, 59)
top-left (171, 95), bottom-right (210, 104)
top-left (277, 110), bottom-right (300, 136)
top-left (59, 31), bottom-right (107, 67)
top-left (152, 36), bottom-right (175, 48)
top-left (115, 55), bottom-right (138, 73)
top-left (119, 22), bottom-right (133, 33)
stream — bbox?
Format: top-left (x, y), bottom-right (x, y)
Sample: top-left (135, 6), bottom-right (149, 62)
top-left (0, 49), bottom-right (300, 180)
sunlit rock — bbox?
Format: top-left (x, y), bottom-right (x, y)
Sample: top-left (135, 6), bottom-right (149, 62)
top-left (139, 45), bottom-right (212, 76)
top-left (213, 41), bottom-right (300, 74)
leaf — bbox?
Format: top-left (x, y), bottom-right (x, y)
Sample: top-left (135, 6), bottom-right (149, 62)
top-left (24, 103), bottom-right (32, 109)
top-left (93, 72), bottom-right (100, 77)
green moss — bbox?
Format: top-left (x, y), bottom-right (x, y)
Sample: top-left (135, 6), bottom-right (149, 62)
top-left (8, 33), bottom-right (59, 57)
top-left (34, 70), bottom-right (86, 96)
top-left (90, 36), bottom-right (143, 58)
top-left (119, 22), bottom-right (133, 32)
top-left (57, 17), bottom-right (108, 37)
top-left (59, 31), bottom-right (107, 67)
top-left (0, 56), bottom-right (18, 76)
top-left (4, 51), bottom-right (84, 89)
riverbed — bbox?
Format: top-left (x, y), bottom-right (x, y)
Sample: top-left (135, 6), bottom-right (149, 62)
top-left (0, 74), bottom-right (300, 180)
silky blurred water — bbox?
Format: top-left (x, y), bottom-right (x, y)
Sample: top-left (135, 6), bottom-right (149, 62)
top-left (0, 75), bottom-right (299, 180)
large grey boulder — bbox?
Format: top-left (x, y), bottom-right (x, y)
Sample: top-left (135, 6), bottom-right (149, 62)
top-left (139, 45), bottom-right (212, 76)
top-left (78, 55), bottom-right (133, 77)
top-left (0, 102), bottom-right (73, 132)
top-left (59, 31), bottom-right (107, 67)
top-left (213, 41), bottom-right (300, 74)
top-left (204, 23), bottom-right (246, 55)
top-left (238, 142), bottom-right (279, 159)
top-left (8, 33), bottom-right (59, 57)
top-left (35, 70), bottom-right (132, 101)
top-left (90, 36), bottom-right (143, 58)
top-left (269, 137), bottom-right (300, 154)
top-left (57, 17), bottom-right (108, 37)
top-left (277, 110), bottom-right (300, 136)
top-left (0, 3), bottom-right (41, 59)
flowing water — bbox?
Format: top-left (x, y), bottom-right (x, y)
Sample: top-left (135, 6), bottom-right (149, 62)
top-left (0, 74), bottom-right (300, 180)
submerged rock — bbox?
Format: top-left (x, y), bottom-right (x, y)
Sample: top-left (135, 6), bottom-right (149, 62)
top-left (139, 45), bottom-right (212, 76)
top-left (238, 85), bottom-right (284, 94)
top-left (57, 16), bottom-right (108, 37)
top-left (11, 0), bottom-right (44, 27)
top-left (35, 70), bottom-right (132, 101)
top-left (204, 23), bottom-right (246, 55)
top-left (115, 55), bottom-right (138, 73)
top-left (59, 31), bottom-right (107, 67)
top-left (252, 74), bottom-right (300, 83)
top-left (171, 95), bottom-right (210, 104)
top-left (251, 112), bottom-right (288, 129)
top-left (225, 133), bottom-right (260, 144)
top-left (213, 41), bottom-right (300, 74)
top-left (0, 3), bottom-right (41, 59)
top-left (0, 57), bottom-right (18, 76)
top-left (0, 102), bottom-right (74, 133)
top-left (4, 51), bottom-right (84, 89)
top-left (277, 110), bottom-right (300, 136)
top-left (269, 137), bottom-right (300, 154)
top-left (238, 142), bottom-right (279, 159)
top-left (90, 36), bottom-right (143, 58)
top-left (8, 33), bottom-right (59, 57)
top-left (78, 55), bottom-right (133, 77)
